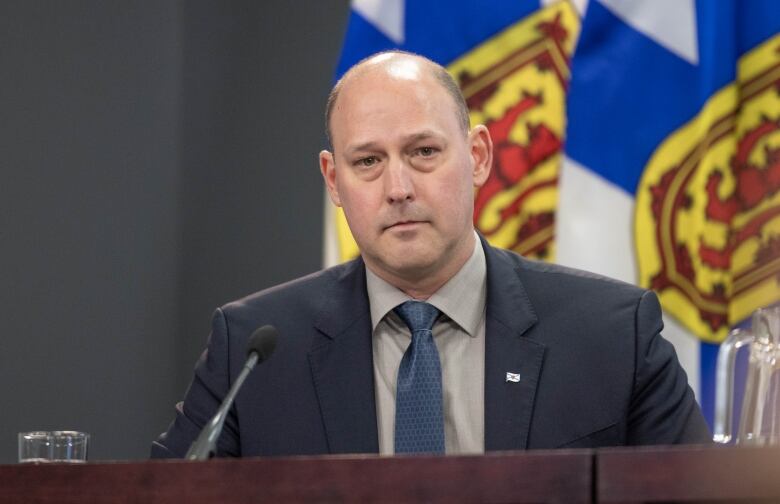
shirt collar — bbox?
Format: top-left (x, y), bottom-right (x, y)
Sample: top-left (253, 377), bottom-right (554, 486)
top-left (365, 231), bottom-right (487, 337)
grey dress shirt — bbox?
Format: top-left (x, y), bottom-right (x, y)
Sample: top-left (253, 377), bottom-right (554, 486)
top-left (366, 234), bottom-right (487, 455)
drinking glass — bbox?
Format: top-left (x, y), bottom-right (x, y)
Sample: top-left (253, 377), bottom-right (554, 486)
top-left (18, 431), bottom-right (89, 463)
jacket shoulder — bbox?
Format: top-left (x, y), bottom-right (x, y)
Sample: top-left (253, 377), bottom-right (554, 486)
top-left (220, 259), bottom-right (363, 318)
top-left (491, 246), bottom-right (646, 299)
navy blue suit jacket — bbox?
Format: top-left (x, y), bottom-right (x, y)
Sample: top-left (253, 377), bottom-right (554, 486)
top-left (152, 239), bottom-right (710, 457)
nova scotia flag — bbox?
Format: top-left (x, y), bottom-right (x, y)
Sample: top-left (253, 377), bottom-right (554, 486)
top-left (560, 0), bottom-right (779, 429)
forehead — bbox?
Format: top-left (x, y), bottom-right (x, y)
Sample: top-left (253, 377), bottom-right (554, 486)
top-left (331, 67), bottom-right (461, 150)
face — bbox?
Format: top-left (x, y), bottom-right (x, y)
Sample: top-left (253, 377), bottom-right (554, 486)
top-left (320, 56), bottom-right (492, 292)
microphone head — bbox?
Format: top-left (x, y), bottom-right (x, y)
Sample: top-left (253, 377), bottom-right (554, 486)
top-left (247, 325), bottom-right (278, 363)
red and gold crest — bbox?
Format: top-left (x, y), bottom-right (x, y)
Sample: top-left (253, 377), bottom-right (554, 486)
top-left (635, 34), bottom-right (780, 342)
top-left (449, 2), bottom-right (579, 259)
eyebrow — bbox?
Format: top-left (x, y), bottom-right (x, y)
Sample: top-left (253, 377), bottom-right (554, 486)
top-left (344, 130), bottom-right (447, 155)
top-left (345, 141), bottom-right (382, 156)
top-left (403, 130), bottom-right (447, 144)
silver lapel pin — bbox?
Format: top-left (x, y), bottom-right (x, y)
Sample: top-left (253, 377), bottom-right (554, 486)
top-left (505, 372), bottom-right (520, 383)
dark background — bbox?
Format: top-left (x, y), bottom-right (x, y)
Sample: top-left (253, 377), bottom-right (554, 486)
top-left (0, 1), bottom-right (349, 463)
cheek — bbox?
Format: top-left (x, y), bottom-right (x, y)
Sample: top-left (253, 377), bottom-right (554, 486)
top-left (432, 172), bottom-right (474, 220)
top-left (337, 180), bottom-right (380, 235)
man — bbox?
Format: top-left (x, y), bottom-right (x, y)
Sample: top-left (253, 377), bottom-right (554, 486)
top-left (152, 51), bottom-right (710, 458)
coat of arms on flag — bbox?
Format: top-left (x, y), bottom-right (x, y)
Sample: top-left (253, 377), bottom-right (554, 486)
top-left (449, 2), bottom-right (579, 259)
top-left (635, 34), bottom-right (780, 343)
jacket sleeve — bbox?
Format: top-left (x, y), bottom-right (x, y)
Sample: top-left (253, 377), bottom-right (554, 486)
top-left (151, 308), bottom-right (240, 458)
top-left (627, 290), bottom-right (712, 445)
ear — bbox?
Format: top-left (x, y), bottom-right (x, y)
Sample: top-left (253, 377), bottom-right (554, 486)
top-left (319, 150), bottom-right (342, 207)
top-left (468, 125), bottom-right (493, 187)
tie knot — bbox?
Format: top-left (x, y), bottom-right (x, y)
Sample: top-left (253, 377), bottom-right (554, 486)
top-left (394, 301), bottom-right (440, 333)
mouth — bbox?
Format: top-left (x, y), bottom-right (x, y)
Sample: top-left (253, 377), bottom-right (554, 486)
top-left (385, 220), bottom-right (426, 231)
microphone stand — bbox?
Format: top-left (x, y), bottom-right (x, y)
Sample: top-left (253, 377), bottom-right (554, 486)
top-left (185, 352), bottom-right (259, 460)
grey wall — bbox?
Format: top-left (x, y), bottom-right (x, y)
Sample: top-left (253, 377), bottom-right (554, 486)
top-left (0, 1), bottom-right (349, 463)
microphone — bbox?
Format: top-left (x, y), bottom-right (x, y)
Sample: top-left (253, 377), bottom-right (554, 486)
top-left (185, 325), bottom-right (278, 460)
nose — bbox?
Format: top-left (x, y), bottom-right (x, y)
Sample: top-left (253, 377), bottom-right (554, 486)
top-left (384, 157), bottom-right (415, 204)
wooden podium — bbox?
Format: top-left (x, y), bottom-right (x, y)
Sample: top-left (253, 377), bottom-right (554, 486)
top-left (0, 450), bottom-right (592, 503)
top-left (597, 445), bottom-right (780, 503)
top-left (2, 446), bottom-right (780, 503)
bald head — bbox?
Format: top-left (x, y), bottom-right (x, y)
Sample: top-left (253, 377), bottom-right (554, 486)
top-left (325, 51), bottom-right (470, 149)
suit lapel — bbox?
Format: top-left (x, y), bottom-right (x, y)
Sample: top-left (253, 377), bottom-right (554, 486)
top-left (482, 239), bottom-right (545, 451)
top-left (306, 240), bottom-right (544, 453)
top-left (309, 259), bottom-right (379, 454)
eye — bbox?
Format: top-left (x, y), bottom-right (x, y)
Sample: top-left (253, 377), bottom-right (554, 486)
top-left (416, 146), bottom-right (437, 157)
top-left (355, 156), bottom-right (379, 168)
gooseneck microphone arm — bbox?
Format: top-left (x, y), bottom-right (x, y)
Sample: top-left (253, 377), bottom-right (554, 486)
top-left (184, 352), bottom-right (258, 460)
top-left (185, 325), bottom-right (277, 460)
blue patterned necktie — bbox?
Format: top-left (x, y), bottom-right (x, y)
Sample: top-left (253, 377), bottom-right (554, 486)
top-left (393, 300), bottom-right (445, 454)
